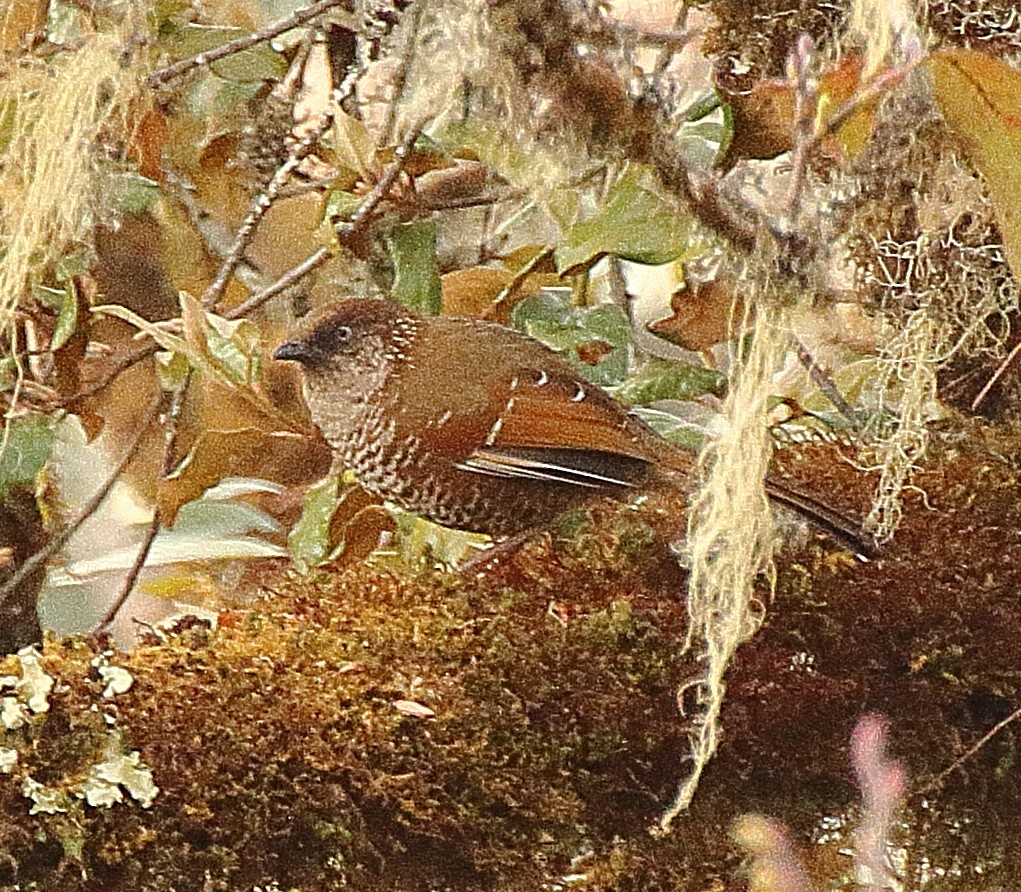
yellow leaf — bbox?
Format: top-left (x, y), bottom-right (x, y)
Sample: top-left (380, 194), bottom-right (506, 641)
top-left (928, 48), bottom-right (1021, 277)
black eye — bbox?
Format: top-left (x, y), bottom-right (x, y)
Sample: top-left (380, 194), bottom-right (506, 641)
top-left (335, 325), bottom-right (352, 343)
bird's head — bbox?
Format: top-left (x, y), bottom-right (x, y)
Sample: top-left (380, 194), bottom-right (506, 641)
top-left (273, 299), bottom-right (412, 372)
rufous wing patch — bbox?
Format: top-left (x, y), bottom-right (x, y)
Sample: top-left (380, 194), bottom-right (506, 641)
top-left (482, 369), bottom-right (652, 460)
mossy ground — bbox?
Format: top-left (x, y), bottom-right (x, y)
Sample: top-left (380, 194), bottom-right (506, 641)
top-left (2, 421), bottom-right (1020, 890)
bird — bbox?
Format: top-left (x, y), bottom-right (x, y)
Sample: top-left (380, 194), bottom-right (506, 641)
top-left (273, 298), bottom-right (871, 553)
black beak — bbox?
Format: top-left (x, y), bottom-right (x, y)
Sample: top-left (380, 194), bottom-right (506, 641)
top-left (273, 341), bottom-right (309, 363)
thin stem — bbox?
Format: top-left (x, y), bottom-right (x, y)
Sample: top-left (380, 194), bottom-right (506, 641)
top-left (201, 147), bottom-right (322, 310)
top-left (69, 342), bottom-right (159, 403)
top-left (224, 247), bottom-right (331, 321)
top-left (919, 703), bottom-right (1021, 794)
top-left (970, 337), bottom-right (1021, 411)
top-left (793, 336), bottom-right (861, 428)
top-left (380, 0), bottom-right (424, 145)
top-left (149, 0), bottom-right (353, 88)
top-left (0, 391), bottom-right (164, 609)
top-left (336, 123), bottom-right (425, 238)
top-left (785, 34), bottom-right (818, 224)
top-left (96, 378), bottom-right (190, 632)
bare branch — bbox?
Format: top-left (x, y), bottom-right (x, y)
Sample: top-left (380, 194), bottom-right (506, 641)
top-left (224, 247), bottom-right (331, 321)
top-left (793, 336), bottom-right (862, 428)
top-left (201, 132), bottom-right (330, 310)
top-left (335, 123), bottom-right (425, 239)
top-left (784, 34), bottom-right (819, 224)
top-left (97, 379), bottom-right (190, 633)
top-left (148, 0), bottom-right (354, 89)
top-left (919, 703), bottom-right (1021, 794)
top-left (970, 336), bottom-right (1021, 411)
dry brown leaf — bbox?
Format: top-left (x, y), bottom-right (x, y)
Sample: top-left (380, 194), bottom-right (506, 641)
top-left (649, 278), bottom-right (748, 353)
top-left (159, 428), bottom-right (312, 526)
top-left (441, 267), bottom-right (511, 317)
top-left (323, 504), bottom-right (396, 569)
top-left (720, 56), bottom-right (875, 167)
top-left (0, 0), bottom-right (47, 51)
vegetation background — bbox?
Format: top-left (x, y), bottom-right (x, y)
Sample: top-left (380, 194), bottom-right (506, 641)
top-left (1, 0), bottom-right (1021, 889)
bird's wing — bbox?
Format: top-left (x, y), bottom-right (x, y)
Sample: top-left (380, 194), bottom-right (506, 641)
top-left (456, 368), bottom-right (654, 488)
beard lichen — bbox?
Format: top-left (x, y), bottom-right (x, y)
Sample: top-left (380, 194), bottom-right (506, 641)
top-left (660, 287), bottom-right (786, 831)
top-left (0, 12), bottom-right (149, 415)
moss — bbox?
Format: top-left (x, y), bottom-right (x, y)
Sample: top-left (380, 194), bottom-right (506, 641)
top-left (3, 429), bottom-right (1021, 888)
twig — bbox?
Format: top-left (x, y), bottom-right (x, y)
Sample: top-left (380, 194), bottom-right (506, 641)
top-left (96, 378), bottom-right (190, 632)
top-left (201, 140), bottom-right (325, 310)
top-left (148, 0), bottom-right (353, 88)
top-left (970, 337), bottom-right (1021, 411)
top-left (71, 128), bottom-right (424, 406)
top-left (69, 342), bottom-right (160, 403)
top-left (652, 2), bottom-right (691, 77)
top-left (918, 703), bottom-right (1021, 794)
top-left (793, 336), bottom-right (861, 428)
top-left (335, 123), bottom-right (425, 238)
top-left (808, 55), bottom-right (924, 156)
top-left (202, 43), bottom-right (353, 312)
top-left (381, 0), bottom-right (425, 145)
top-left (644, 123), bottom-right (758, 252)
top-left (224, 247), bottom-right (331, 321)
top-left (0, 391), bottom-right (164, 609)
top-left (163, 169), bottom-right (269, 294)
top-left (223, 125), bottom-right (427, 320)
top-left (785, 34), bottom-right (818, 224)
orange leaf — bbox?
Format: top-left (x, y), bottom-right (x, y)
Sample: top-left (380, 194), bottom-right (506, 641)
top-left (441, 267), bottom-right (511, 317)
top-left (721, 56), bottom-right (876, 166)
top-left (648, 278), bottom-right (748, 353)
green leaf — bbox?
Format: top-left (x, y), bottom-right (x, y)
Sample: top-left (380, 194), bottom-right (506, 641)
top-left (203, 315), bottom-right (258, 385)
top-left (386, 221), bottom-right (442, 315)
top-left (33, 285), bottom-right (66, 312)
top-left (323, 189), bottom-right (365, 223)
top-left (0, 357), bottom-right (16, 393)
top-left (0, 98), bottom-right (17, 155)
top-left (685, 91), bottom-right (723, 122)
top-left (677, 120), bottom-right (726, 170)
top-left (630, 406), bottom-right (705, 452)
top-left (104, 172), bottom-right (161, 215)
top-left (169, 24), bottom-right (287, 83)
top-left (155, 350), bottom-right (192, 392)
top-left (98, 298), bottom-right (256, 387)
top-left (53, 248), bottom-right (95, 283)
top-left (512, 292), bottom-right (631, 387)
top-left (331, 111), bottom-right (376, 182)
top-left (51, 281), bottom-right (79, 352)
top-left (173, 494), bottom-right (281, 538)
top-left (613, 357), bottom-right (726, 405)
top-left (288, 476), bottom-right (339, 573)
top-left (554, 163), bottom-right (698, 275)
top-left (0, 415), bottom-right (55, 498)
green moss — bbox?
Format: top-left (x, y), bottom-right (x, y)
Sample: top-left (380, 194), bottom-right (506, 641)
top-left (4, 431), bottom-right (1021, 889)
